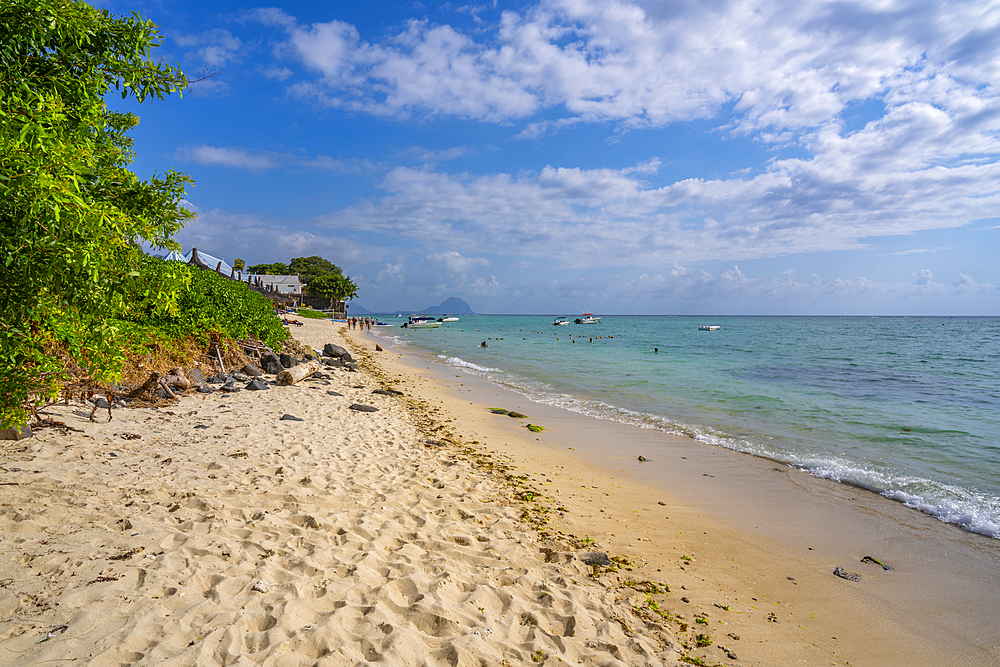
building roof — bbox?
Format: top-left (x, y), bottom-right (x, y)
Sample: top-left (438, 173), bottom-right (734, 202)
top-left (162, 248), bottom-right (234, 276)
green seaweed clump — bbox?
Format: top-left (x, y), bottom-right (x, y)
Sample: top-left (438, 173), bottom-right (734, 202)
top-left (526, 424), bottom-right (546, 432)
top-left (508, 411), bottom-right (528, 419)
top-left (489, 408), bottom-right (509, 414)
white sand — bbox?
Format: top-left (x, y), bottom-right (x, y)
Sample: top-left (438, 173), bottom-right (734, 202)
top-left (0, 323), bottom-right (678, 666)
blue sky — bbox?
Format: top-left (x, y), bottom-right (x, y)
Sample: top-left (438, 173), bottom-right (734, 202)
top-left (113, 0), bottom-right (999, 314)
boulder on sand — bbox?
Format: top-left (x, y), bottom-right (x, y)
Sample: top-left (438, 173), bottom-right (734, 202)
top-left (260, 352), bottom-right (283, 375)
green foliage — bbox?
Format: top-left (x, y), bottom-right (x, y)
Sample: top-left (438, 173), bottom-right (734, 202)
top-left (248, 262), bottom-right (289, 275)
top-left (0, 0), bottom-right (191, 427)
top-left (289, 255), bottom-right (342, 285)
top-left (170, 267), bottom-right (287, 348)
top-left (308, 272), bottom-right (358, 302)
top-left (294, 308), bottom-right (329, 320)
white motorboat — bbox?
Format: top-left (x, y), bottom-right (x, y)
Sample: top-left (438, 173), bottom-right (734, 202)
top-left (574, 313), bottom-right (601, 324)
top-left (403, 315), bottom-right (441, 328)
top-left (437, 316), bottom-right (460, 322)
top-left (553, 317), bottom-right (569, 326)
top-left (698, 325), bottom-right (721, 331)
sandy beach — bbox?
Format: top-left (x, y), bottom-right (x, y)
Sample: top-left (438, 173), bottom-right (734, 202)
top-left (2, 318), bottom-right (997, 666)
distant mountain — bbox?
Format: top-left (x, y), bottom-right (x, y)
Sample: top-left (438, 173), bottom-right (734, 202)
top-left (422, 297), bottom-right (475, 315)
top-left (345, 302), bottom-right (372, 315)
top-left (343, 297), bottom-right (475, 316)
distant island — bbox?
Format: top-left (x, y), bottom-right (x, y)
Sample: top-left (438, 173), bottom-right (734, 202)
top-left (346, 296), bottom-right (475, 316)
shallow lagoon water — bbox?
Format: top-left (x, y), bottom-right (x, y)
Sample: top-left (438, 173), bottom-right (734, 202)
top-left (372, 315), bottom-right (1000, 538)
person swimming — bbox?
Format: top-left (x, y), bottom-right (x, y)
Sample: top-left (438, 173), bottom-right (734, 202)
top-left (480, 341), bottom-right (488, 347)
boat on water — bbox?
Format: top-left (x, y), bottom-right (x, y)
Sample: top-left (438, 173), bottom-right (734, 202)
top-left (402, 315), bottom-right (441, 328)
top-left (553, 316), bottom-right (569, 326)
top-left (575, 313), bottom-right (601, 324)
top-left (698, 325), bottom-right (721, 331)
top-left (437, 316), bottom-right (460, 322)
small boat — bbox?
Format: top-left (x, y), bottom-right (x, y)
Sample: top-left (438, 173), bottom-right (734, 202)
top-left (402, 315), bottom-right (441, 328)
top-left (574, 313), bottom-right (601, 324)
top-left (553, 317), bottom-right (569, 326)
top-left (437, 316), bottom-right (460, 322)
top-left (698, 325), bottom-right (721, 331)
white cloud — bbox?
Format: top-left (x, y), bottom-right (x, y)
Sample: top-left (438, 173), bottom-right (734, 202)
top-left (174, 29), bottom-right (244, 68)
top-left (176, 145), bottom-right (380, 173)
top-left (180, 146), bottom-right (276, 170)
top-left (427, 250), bottom-right (490, 272)
top-left (173, 207), bottom-right (370, 269)
top-left (261, 66), bottom-right (294, 81)
top-left (614, 263), bottom-right (998, 311)
top-left (258, 0), bottom-right (999, 139)
top-left (314, 148), bottom-right (1000, 267)
top-left (256, 0), bottom-right (1000, 271)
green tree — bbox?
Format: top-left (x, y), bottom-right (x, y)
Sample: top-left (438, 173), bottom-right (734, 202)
top-left (308, 273), bottom-right (358, 303)
top-left (232, 258), bottom-right (245, 271)
top-left (248, 262), bottom-right (289, 275)
top-left (0, 0), bottom-right (192, 427)
top-left (289, 256), bottom-right (342, 285)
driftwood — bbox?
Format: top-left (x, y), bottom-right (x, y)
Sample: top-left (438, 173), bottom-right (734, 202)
top-left (129, 368), bottom-right (192, 400)
top-left (276, 360), bottom-right (320, 386)
top-left (129, 371), bottom-right (161, 398)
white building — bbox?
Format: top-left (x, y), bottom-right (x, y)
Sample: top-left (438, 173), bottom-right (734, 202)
top-left (252, 274), bottom-right (303, 295)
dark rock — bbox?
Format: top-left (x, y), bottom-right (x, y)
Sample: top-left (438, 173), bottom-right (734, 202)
top-left (245, 378), bottom-right (269, 391)
top-left (322, 357), bottom-right (344, 368)
top-left (95, 397), bottom-right (110, 409)
top-left (579, 551), bottom-right (611, 566)
top-left (280, 414), bottom-right (304, 421)
top-left (221, 382), bottom-right (240, 393)
top-left (348, 404), bottom-right (379, 412)
top-left (323, 343), bottom-right (349, 358)
top-left (681, 597), bottom-right (690, 603)
top-left (153, 388), bottom-right (170, 399)
top-left (373, 389), bottom-right (404, 396)
top-left (194, 424), bottom-right (208, 429)
top-left (231, 372), bottom-right (250, 382)
top-left (0, 424), bottom-right (32, 441)
top-left (243, 364), bottom-right (263, 377)
top-left (345, 362), bottom-right (359, 371)
top-left (352, 385), bottom-right (365, 389)
top-left (197, 385), bottom-right (214, 394)
top-left (188, 368), bottom-right (206, 385)
top-left (326, 391), bottom-right (344, 397)
top-left (833, 567), bottom-right (862, 582)
top-left (260, 352), bottom-right (283, 375)
top-left (279, 353), bottom-right (297, 369)
top-left (375, 344), bottom-right (384, 351)
top-left (637, 455), bottom-right (648, 462)
top-left (208, 375), bottom-right (226, 385)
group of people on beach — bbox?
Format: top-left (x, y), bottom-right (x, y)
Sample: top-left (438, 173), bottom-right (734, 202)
top-left (349, 316), bottom-right (372, 332)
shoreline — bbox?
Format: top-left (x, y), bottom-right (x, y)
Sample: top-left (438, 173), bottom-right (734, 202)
top-left (350, 322), bottom-right (1000, 666)
top-left (1, 318), bottom-right (996, 665)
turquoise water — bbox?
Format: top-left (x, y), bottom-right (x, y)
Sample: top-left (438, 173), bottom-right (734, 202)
top-left (371, 315), bottom-right (1000, 538)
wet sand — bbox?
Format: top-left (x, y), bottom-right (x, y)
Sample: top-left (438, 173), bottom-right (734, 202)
top-left (351, 321), bottom-right (1000, 666)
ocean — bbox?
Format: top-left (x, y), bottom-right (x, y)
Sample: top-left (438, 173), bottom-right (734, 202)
top-left (369, 315), bottom-right (1000, 539)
